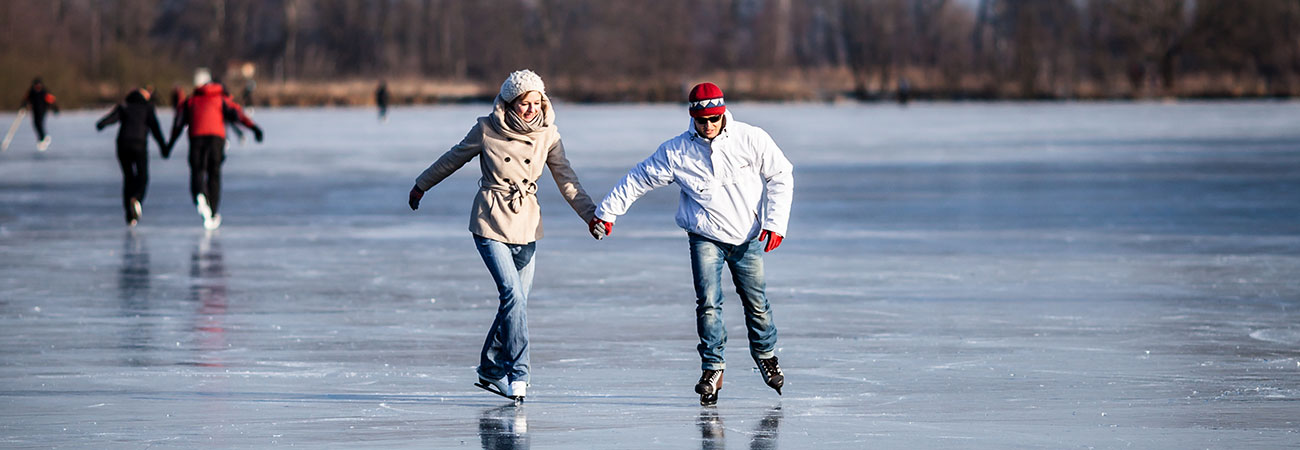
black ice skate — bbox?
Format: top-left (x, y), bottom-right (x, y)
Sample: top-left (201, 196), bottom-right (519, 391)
top-left (755, 356), bottom-right (784, 395)
top-left (696, 369), bottom-right (723, 406)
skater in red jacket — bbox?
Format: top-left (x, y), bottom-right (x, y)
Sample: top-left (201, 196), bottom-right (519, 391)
top-left (168, 81), bottom-right (263, 230)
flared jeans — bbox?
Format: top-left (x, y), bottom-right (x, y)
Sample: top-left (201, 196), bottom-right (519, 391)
top-left (473, 235), bottom-right (536, 383)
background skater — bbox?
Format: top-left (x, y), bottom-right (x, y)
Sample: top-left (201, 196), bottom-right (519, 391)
top-left (168, 80), bottom-right (263, 230)
top-left (590, 82), bottom-right (794, 406)
top-left (20, 78), bottom-right (59, 151)
top-left (375, 81), bottom-right (389, 121)
top-left (96, 88), bottom-right (168, 226)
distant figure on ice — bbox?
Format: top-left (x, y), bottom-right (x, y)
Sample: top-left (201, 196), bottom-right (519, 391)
top-left (170, 84), bottom-right (187, 108)
top-left (96, 88), bottom-right (168, 226)
top-left (375, 81), bottom-right (389, 121)
top-left (219, 84), bottom-right (246, 144)
top-left (168, 81), bottom-right (263, 230)
top-left (20, 78), bottom-right (59, 151)
top-left (407, 70), bottom-right (598, 403)
top-left (241, 78), bottom-right (256, 112)
top-left (589, 82), bottom-right (794, 406)
top-left (897, 77), bottom-right (911, 106)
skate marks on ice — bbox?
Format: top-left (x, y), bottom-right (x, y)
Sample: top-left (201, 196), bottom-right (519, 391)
top-left (1250, 328), bottom-right (1300, 346)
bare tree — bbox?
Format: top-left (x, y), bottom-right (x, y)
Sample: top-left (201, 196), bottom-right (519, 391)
top-left (3, 0), bottom-right (1299, 107)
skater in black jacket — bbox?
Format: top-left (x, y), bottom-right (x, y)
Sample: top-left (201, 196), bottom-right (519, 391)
top-left (97, 88), bottom-right (168, 226)
top-left (19, 78), bottom-right (59, 151)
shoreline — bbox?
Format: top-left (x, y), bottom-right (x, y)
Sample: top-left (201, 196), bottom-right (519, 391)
top-left (12, 71), bottom-right (1297, 110)
top-left (18, 95), bottom-right (1299, 114)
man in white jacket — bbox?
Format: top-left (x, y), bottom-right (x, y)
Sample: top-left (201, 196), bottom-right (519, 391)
top-left (590, 82), bottom-right (794, 406)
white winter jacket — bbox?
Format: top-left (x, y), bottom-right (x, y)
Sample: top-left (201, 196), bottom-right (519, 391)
top-left (595, 111), bottom-right (794, 245)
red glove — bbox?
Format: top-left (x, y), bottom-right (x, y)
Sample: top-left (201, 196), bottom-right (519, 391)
top-left (588, 217), bottom-right (613, 240)
top-left (759, 230), bottom-right (783, 252)
top-left (408, 186), bottom-right (424, 210)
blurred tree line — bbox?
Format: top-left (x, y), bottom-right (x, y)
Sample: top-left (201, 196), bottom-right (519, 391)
top-left (2, 0), bottom-right (1298, 108)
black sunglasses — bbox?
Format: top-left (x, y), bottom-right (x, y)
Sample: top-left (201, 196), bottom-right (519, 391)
top-left (694, 115), bottom-right (723, 125)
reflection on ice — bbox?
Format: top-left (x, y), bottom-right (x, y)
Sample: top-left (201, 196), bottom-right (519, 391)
top-left (699, 406), bottom-right (782, 450)
top-left (189, 232), bottom-right (228, 368)
top-left (698, 409), bottom-right (725, 450)
top-left (479, 405), bottom-right (528, 450)
top-left (116, 230), bottom-right (153, 365)
top-left (750, 407), bottom-right (782, 450)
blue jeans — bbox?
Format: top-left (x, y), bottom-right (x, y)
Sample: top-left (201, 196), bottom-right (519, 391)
top-left (473, 235), bottom-right (536, 383)
top-left (689, 233), bottom-right (778, 371)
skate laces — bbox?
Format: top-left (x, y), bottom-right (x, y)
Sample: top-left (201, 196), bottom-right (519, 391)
top-left (759, 358), bottom-right (782, 376)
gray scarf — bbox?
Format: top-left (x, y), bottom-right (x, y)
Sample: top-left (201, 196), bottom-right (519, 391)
top-left (504, 107), bottom-right (545, 135)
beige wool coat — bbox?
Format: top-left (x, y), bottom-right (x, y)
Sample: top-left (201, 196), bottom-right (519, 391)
top-left (414, 95), bottom-right (596, 245)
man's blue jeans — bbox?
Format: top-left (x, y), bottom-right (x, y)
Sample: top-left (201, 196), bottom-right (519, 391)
top-left (473, 235), bottom-right (536, 383)
top-left (689, 233), bottom-right (778, 371)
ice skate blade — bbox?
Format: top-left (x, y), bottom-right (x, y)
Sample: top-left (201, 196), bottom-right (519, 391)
top-left (699, 393), bottom-right (718, 406)
top-left (475, 381), bottom-right (524, 404)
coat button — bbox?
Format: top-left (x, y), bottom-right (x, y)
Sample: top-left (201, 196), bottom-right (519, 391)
top-left (504, 157), bottom-right (511, 162)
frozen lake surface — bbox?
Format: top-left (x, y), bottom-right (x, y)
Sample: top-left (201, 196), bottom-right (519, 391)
top-left (2, 101), bottom-right (1298, 448)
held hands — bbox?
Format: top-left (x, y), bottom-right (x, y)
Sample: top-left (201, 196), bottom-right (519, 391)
top-left (759, 230), bottom-right (783, 252)
top-left (408, 186), bottom-right (424, 210)
top-left (588, 217), bottom-right (613, 240)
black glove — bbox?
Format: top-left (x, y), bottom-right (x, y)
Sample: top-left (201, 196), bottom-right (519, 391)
top-left (409, 186), bottom-right (424, 210)
top-left (251, 125), bottom-right (263, 143)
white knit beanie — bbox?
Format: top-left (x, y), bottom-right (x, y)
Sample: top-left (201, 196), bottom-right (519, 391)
top-left (499, 69), bottom-right (546, 103)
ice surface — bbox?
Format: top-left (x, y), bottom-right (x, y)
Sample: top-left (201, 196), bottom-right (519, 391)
top-left (2, 101), bottom-right (1299, 448)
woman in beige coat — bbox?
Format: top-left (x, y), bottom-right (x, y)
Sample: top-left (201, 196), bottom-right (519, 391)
top-left (408, 70), bottom-right (598, 402)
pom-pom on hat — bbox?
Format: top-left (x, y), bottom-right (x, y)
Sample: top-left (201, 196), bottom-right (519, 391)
top-left (688, 82), bottom-right (726, 118)
top-left (500, 69), bottom-right (546, 103)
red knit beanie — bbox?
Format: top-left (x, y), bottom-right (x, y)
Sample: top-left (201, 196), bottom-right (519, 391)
top-left (688, 83), bottom-right (726, 118)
